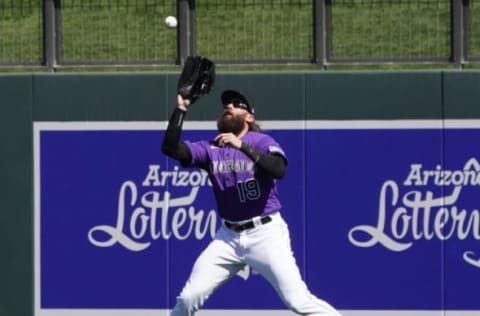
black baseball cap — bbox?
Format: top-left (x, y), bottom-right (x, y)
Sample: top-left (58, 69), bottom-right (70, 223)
top-left (221, 90), bottom-right (255, 114)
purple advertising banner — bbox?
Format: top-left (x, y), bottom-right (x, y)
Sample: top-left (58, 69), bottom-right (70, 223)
top-left (34, 121), bottom-right (480, 316)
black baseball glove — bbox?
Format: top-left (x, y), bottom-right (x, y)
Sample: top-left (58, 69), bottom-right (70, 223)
top-left (177, 56), bottom-right (215, 104)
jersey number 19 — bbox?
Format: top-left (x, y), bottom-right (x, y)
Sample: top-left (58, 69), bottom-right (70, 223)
top-left (236, 179), bottom-right (261, 202)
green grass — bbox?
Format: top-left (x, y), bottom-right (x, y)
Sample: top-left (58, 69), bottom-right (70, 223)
top-left (331, 0), bottom-right (451, 59)
top-left (0, 0), bottom-right (478, 72)
top-left (59, 1), bottom-right (177, 62)
top-left (0, 1), bottom-right (42, 63)
top-left (196, 0), bottom-right (313, 61)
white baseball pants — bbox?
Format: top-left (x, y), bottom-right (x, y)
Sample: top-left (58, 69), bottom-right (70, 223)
top-left (170, 213), bottom-right (341, 316)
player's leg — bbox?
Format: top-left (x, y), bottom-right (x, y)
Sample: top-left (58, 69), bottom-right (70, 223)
top-left (171, 227), bottom-right (244, 316)
top-left (246, 214), bottom-right (341, 316)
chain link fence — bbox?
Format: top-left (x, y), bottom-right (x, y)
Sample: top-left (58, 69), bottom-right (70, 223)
top-left (468, 0), bottom-right (480, 60)
top-left (0, 0), bottom-right (43, 65)
top-left (329, 0), bottom-right (451, 62)
top-left (0, 0), bottom-right (478, 69)
top-left (196, 0), bottom-right (313, 63)
top-left (59, 0), bottom-right (177, 65)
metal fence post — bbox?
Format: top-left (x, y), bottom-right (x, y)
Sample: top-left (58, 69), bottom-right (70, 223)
top-left (325, 0), bottom-right (333, 68)
top-left (55, 0), bottom-right (62, 67)
top-left (451, 0), bottom-right (464, 69)
top-left (43, 0), bottom-right (57, 72)
top-left (463, 0), bottom-right (471, 64)
top-left (177, 0), bottom-right (196, 65)
top-left (313, 0), bottom-right (326, 69)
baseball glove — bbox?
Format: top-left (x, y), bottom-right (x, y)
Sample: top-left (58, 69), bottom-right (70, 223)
top-left (177, 56), bottom-right (215, 104)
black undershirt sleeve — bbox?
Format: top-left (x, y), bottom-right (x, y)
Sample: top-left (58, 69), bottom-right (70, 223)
top-left (161, 108), bottom-right (192, 166)
top-left (240, 142), bottom-right (287, 179)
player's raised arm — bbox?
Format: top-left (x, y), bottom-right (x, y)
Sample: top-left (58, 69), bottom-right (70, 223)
top-left (161, 95), bottom-right (192, 165)
top-left (162, 56), bottom-right (215, 165)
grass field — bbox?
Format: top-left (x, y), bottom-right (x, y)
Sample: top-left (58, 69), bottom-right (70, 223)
top-left (0, 0), bottom-right (479, 71)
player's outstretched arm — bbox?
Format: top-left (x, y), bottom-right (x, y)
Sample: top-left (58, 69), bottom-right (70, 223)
top-left (161, 95), bottom-right (192, 165)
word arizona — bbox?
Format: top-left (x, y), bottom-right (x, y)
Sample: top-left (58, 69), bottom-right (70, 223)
top-left (142, 164), bottom-right (211, 187)
top-left (403, 158), bottom-right (480, 187)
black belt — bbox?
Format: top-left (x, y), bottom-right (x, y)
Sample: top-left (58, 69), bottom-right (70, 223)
top-left (224, 216), bottom-right (272, 233)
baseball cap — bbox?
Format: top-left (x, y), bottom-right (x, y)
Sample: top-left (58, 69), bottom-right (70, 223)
top-left (221, 90), bottom-right (255, 114)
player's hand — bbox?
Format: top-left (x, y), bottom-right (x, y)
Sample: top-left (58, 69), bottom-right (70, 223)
top-left (214, 133), bottom-right (242, 149)
top-left (177, 94), bottom-right (191, 111)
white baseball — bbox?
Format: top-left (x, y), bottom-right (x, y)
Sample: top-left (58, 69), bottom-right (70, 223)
top-left (165, 16), bottom-right (177, 28)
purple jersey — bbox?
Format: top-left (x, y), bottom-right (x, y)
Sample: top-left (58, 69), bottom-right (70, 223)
top-left (185, 131), bottom-right (287, 221)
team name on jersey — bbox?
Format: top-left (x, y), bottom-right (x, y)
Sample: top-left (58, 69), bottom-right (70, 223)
top-left (211, 159), bottom-right (254, 174)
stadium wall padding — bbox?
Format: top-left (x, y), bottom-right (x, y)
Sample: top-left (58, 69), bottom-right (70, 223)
top-left (1, 71), bottom-right (479, 316)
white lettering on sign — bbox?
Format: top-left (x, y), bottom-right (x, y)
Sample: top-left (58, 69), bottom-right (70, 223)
top-left (88, 165), bottom-right (216, 251)
top-left (142, 165), bottom-right (211, 187)
top-left (349, 158), bottom-right (480, 268)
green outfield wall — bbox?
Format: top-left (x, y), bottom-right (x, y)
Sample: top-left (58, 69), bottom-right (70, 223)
top-left (1, 71), bottom-right (479, 316)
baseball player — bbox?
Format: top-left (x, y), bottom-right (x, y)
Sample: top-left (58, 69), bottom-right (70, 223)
top-left (162, 90), bottom-right (342, 316)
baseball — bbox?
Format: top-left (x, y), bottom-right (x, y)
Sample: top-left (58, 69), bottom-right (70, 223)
top-left (165, 16), bottom-right (177, 28)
